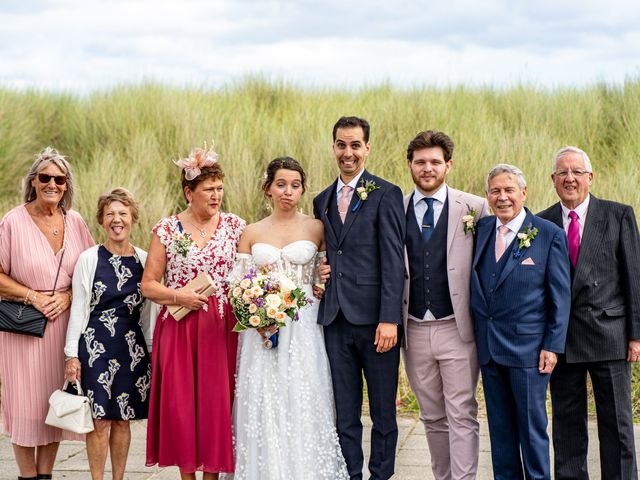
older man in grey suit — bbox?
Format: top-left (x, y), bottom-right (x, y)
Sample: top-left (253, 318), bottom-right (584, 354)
top-left (538, 146), bottom-right (640, 480)
top-left (402, 130), bottom-right (489, 480)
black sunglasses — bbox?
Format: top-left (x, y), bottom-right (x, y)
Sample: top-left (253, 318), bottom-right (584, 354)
top-left (37, 173), bottom-right (67, 186)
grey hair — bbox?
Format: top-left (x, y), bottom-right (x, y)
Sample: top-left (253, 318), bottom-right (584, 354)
top-left (485, 164), bottom-right (527, 192)
top-left (22, 146), bottom-right (75, 210)
top-left (552, 146), bottom-right (593, 173)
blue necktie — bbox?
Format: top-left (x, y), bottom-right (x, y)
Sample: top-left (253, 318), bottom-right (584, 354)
top-left (421, 197), bottom-right (435, 242)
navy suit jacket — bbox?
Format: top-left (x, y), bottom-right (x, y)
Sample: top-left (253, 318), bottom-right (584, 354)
top-left (471, 208), bottom-right (571, 367)
top-left (313, 169), bottom-right (405, 326)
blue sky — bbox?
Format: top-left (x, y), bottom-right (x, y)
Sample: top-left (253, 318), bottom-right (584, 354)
top-left (1, 0), bottom-right (639, 91)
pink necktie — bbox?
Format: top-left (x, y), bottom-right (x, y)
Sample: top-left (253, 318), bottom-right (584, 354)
top-left (338, 186), bottom-right (353, 223)
top-left (568, 210), bottom-right (580, 267)
top-left (495, 225), bottom-right (509, 261)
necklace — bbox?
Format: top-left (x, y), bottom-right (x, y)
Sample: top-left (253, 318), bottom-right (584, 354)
top-left (190, 222), bottom-right (207, 238)
top-left (186, 218), bottom-right (211, 238)
top-left (33, 209), bottom-right (62, 236)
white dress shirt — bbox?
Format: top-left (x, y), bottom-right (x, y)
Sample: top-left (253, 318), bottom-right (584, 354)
top-left (495, 208), bottom-right (527, 249)
top-left (336, 169), bottom-right (365, 209)
top-left (412, 184), bottom-right (448, 230)
top-left (560, 194), bottom-right (590, 239)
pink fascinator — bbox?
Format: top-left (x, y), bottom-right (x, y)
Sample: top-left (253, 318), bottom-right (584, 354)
top-left (174, 143), bottom-right (218, 181)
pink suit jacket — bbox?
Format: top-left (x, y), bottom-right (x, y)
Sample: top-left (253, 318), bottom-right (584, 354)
top-left (402, 187), bottom-right (489, 348)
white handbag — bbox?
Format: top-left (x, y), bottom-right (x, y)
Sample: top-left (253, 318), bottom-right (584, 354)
top-left (45, 380), bottom-right (95, 434)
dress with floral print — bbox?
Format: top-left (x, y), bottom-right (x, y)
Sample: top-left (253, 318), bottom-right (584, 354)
top-left (153, 213), bottom-right (245, 317)
top-left (78, 245), bottom-right (150, 420)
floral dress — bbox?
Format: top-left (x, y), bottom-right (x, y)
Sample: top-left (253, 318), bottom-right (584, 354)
top-left (78, 245), bottom-right (150, 420)
top-left (146, 213), bottom-right (245, 474)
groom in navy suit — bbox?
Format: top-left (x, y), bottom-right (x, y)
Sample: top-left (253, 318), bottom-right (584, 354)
top-left (313, 116), bottom-right (405, 480)
top-left (471, 164), bottom-right (571, 479)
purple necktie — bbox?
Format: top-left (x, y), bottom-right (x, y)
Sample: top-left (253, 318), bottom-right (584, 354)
top-left (568, 210), bottom-right (580, 267)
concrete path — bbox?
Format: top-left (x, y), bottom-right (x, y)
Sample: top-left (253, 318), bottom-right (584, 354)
top-left (2, 416), bottom-right (639, 479)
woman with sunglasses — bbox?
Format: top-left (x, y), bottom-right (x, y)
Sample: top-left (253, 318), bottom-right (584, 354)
top-left (0, 147), bottom-right (94, 480)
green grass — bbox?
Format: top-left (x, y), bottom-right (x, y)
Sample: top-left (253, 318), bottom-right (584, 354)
top-left (1, 79), bottom-right (639, 416)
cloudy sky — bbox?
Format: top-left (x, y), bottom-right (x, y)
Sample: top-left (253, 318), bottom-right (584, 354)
top-left (1, 0), bottom-right (639, 92)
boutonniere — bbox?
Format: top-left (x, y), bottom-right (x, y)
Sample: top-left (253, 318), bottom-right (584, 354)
top-left (352, 179), bottom-right (380, 212)
top-left (513, 223), bottom-right (538, 258)
top-left (462, 204), bottom-right (478, 235)
top-left (172, 231), bottom-right (194, 257)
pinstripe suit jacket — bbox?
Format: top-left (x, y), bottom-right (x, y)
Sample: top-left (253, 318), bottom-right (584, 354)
top-left (471, 208), bottom-right (571, 367)
top-left (538, 195), bottom-right (640, 362)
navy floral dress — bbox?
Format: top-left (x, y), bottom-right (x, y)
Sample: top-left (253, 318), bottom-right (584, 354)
top-left (78, 245), bottom-right (151, 420)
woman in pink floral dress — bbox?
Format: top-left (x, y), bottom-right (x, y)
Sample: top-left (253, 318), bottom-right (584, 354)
top-left (142, 145), bottom-right (244, 480)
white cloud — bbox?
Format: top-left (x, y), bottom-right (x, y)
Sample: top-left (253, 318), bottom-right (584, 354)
top-left (0, 0), bottom-right (638, 91)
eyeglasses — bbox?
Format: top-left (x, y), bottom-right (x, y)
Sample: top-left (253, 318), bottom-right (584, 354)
top-left (553, 169), bottom-right (589, 178)
top-left (37, 173), bottom-right (67, 185)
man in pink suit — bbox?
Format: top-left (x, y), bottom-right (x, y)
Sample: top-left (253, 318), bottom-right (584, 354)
top-left (401, 130), bottom-right (489, 480)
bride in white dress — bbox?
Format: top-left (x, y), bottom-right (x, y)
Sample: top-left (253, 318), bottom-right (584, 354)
top-left (231, 157), bottom-right (348, 480)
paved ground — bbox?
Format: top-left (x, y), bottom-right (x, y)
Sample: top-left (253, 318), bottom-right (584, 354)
top-left (3, 416), bottom-right (640, 479)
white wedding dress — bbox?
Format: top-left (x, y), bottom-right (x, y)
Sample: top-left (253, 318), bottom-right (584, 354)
top-left (231, 240), bottom-right (348, 480)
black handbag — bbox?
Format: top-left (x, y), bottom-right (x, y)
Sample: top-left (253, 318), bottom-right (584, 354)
top-left (0, 248), bottom-right (66, 338)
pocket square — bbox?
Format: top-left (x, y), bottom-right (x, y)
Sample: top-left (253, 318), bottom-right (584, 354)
top-left (521, 257), bottom-right (535, 265)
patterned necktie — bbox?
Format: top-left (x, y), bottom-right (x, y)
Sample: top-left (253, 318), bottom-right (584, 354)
top-left (568, 210), bottom-right (580, 267)
top-left (338, 185), bottom-right (353, 223)
top-left (421, 197), bottom-right (435, 242)
top-left (495, 225), bottom-right (509, 261)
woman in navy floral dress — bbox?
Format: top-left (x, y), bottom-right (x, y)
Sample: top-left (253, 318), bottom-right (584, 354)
top-left (65, 188), bottom-right (155, 480)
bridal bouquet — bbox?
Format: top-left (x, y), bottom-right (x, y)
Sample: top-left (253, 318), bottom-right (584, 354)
top-left (229, 264), bottom-right (312, 348)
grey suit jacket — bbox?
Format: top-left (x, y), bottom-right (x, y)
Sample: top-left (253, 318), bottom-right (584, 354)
top-left (538, 195), bottom-right (640, 362)
top-left (402, 187), bottom-right (489, 348)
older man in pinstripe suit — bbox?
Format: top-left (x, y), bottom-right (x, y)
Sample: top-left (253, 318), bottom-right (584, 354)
top-left (539, 146), bottom-right (640, 480)
top-left (471, 164), bottom-right (571, 480)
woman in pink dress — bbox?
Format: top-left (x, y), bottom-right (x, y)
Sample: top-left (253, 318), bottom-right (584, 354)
top-left (142, 145), bottom-right (244, 480)
top-left (0, 147), bottom-right (94, 480)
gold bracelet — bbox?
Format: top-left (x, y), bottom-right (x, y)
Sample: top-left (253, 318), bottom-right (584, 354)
top-left (30, 291), bottom-right (38, 304)
top-left (173, 291), bottom-right (177, 304)
top-left (24, 289), bottom-right (32, 305)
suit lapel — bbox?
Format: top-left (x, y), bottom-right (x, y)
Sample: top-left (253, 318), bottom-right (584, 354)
top-left (546, 203), bottom-right (563, 229)
top-left (338, 170), bottom-right (371, 245)
top-left (403, 193), bottom-right (411, 213)
top-left (495, 209), bottom-right (534, 291)
top-left (447, 188), bottom-right (464, 256)
top-left (472, 219), bottom-right (493, 307)
top-left (403, 193), bottom-right (412, 280)
top-left (319, 179), bottom-right (339, 245)
top-left (571, 196), bottom-right (605, 298)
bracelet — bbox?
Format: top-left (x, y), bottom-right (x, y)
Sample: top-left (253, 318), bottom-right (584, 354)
top-left (65, 356), bottom-right (78, 362)
top-left (173, 291), bottom-right (177, 304)
top-left (29, 291), bottom-right (38, 304)
top-left (24, 289), bottom-right (32, 305)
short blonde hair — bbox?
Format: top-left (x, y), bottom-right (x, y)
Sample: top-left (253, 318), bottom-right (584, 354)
top-left (96, 188), bottom-right (140, 225)
top-left (22, 147), bottom-right (75, 210)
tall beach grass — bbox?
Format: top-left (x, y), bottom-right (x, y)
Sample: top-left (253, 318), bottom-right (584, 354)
top-left (1, 79), bottom-right (639, 415)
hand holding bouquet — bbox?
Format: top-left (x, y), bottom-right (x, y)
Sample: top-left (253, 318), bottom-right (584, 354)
top-left (229, 264), bottom-right (312, 348)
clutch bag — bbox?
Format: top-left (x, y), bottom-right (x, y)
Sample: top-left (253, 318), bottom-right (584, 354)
top-left (168, 272), bottom-right (216, 321)
top-left (0, 301), bottom-right (47, 337)
top-left (45, 380), bottom-right (94, 434)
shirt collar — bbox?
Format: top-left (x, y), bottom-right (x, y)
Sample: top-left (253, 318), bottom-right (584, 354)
top-left (496, 207), bottom-right (527, 235)
top-left (413, 184), bottom-right (448, 206)
top-left (337, 169), bottom-right (365, 192)
top-left (560, 194), bottom-right (590, 221)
